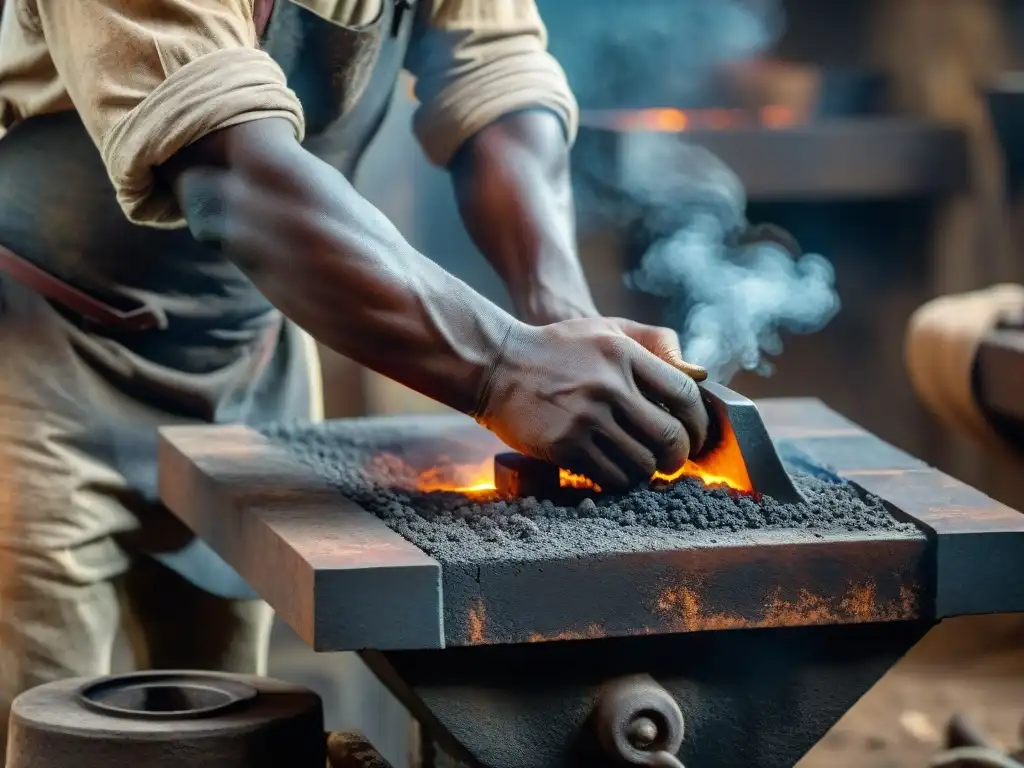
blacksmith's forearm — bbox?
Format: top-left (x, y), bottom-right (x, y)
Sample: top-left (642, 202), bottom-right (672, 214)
top-left (450, 109), bottom-right (597, 324)
top-left (163, 118), bottom-right (515, 414)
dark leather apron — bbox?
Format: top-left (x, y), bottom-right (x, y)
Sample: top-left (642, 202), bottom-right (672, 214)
top-left (0, 0), bottom-right (418, 599)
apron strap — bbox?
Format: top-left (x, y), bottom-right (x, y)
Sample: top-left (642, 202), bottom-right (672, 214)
top-left (254, 0), bottom-right (274, 39)
top-left (0, 243), bottom-right (164, 331)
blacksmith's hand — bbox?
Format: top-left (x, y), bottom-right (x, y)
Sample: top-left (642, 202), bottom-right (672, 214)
top-left (473, 317), bottom-right (710, 491)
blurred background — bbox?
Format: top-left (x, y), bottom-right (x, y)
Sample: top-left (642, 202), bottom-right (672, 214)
top-left (266, 0), bottom-right (1024, 764)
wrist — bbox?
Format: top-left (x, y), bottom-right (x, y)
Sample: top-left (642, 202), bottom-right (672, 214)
top-left (470, 317), bottom-right (532, 421)
top-left (517, 282), bottom-right (600, 325)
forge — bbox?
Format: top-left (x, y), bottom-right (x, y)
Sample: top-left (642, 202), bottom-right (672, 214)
top-left (157, 395), bottom-right (1024, 768)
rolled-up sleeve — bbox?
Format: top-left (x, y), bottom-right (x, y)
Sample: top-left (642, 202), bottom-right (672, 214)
top-left (34, 0), bottom-right (305, 228)
top-left (405, 0), bottom-right (578, 168)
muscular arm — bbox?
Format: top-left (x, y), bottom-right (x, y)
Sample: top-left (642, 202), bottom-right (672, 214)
top-left (29, 0), bottom-right (526, 415)
top-left (405, 0), bottom-right (588, 325)
top-left (449, 109), bottom-right (598, 325)
top-left (162, 118), bottom-right (516, 414)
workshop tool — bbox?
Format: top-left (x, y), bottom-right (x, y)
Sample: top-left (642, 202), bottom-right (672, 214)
top-left (157, 397), bottom-right (1024, 768)
top-left (493, 381), bottom-right (806, 504)
top-left (6, 671), bottom-right (325, 768)
top-left (929, 714), bottom-right (1024, 768)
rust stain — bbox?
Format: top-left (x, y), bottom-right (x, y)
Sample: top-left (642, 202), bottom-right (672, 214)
top-left (463, 582), bottom-right (921, 646)
top-left (466, 600), bottom-right (487, 644)
top-left (898, 585), bottom-right (918, 615)
top-left (655, 581), bottom-right (919, 633)
top-left (526, 624), bottom-right (606, 643)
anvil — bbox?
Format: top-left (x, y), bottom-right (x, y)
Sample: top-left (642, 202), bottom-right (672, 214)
top-left (157, 397), bottom-right (1024, 768)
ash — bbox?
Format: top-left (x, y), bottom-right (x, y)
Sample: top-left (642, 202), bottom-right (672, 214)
top-left (264, 422), bottom-right (918, 565)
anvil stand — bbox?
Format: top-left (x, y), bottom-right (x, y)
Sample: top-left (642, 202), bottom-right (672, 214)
top-left (158, 399), bottom-right (1024, 768)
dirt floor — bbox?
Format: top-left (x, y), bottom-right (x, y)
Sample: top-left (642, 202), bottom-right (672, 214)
top-left (799, 614), bottom-right (1024, 768)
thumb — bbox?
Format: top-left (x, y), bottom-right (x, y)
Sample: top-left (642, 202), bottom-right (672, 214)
top-left (612, 319), bottom-right (709, 381)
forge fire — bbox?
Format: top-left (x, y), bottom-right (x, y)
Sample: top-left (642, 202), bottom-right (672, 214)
top-left (263, 420), bottom-right (915, 567)
top-left (416, 411), bottom-right (757, 498)
top-left (417, 440), bottom-right (753, 498)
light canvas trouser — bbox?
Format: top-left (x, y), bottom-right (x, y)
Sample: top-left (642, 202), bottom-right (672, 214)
top-left (0, 277), bottom-right (323, 761)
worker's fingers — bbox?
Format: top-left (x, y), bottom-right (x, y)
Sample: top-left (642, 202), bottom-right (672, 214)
top-left (555, 437), bottom-right (633, 492)
top-left (630, 346), bottom-right (709, 457)
top-left (575, 442), bottom-right (634, 492)
top-left (612, 319), bottom-right (708, 382)
top-left (615, 395), bottom-right (690, 475)
top-left (593, 421), bottom-right (659, 483)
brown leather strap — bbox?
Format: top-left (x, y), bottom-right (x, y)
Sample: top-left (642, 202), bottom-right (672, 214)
top-left (0, 243), bottom-right (163, 331)
top-left (254, 0), bottom-right (275, 39)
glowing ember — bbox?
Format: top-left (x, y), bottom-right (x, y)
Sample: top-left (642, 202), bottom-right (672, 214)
top-left (580, 106), bottom-right (801, 133)
top-left (653, 461), bottom-right (750, 493)
top-left (410, 422), bottom-right (754, 497)
top-left (559, 468), bottom-right (600, 491)
top-left (657, 423), bottom-right (754, 493)
top-left (413, 457), bottom-right (496, 495)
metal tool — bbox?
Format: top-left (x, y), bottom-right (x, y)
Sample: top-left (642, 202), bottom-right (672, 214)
top-left (494, 381), bottom-right (806, 504)
top-left (593, 676), bottom-right (686, 768)
top-left (697, 380), bottom-right (807, 503)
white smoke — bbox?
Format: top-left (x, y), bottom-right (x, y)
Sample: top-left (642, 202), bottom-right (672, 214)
top-left (562, 0), bottom-right (839, 381)
top-left (623, 142), bottom-right (840, 382)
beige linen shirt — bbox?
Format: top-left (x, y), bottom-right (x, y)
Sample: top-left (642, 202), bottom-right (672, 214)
top-left (0, 0), bottom-right (578, 228)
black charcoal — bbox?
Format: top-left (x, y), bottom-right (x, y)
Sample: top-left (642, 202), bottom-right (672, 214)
top-left (264, 422), bottom-right (917, 565)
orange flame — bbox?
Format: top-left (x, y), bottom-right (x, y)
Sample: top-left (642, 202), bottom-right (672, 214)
top-left (580, 106), bottom-right (801, 133)
top-left (411, 424), bottom-right (754, 497)
top-left (414, 456), bottom-right (497, 495)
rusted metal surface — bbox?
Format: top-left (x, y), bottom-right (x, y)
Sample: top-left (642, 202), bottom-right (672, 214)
top-left (153, 399), bottom-right (1024, 767)
top-left (444, 533), bottom-right (926, 646)
top-left (160, 416), bottom-right (927, 649)
top-left (762, 396), bottom-right (1024, 619)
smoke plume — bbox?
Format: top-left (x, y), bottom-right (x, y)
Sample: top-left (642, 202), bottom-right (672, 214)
top-left (561, 0), bottom-right (841, 382)
top-left (622, 142), bottom-right (840, 382)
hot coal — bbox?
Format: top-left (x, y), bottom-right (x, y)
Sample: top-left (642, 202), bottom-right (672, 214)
top-left (263, 422), bottom-right (918, 565)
